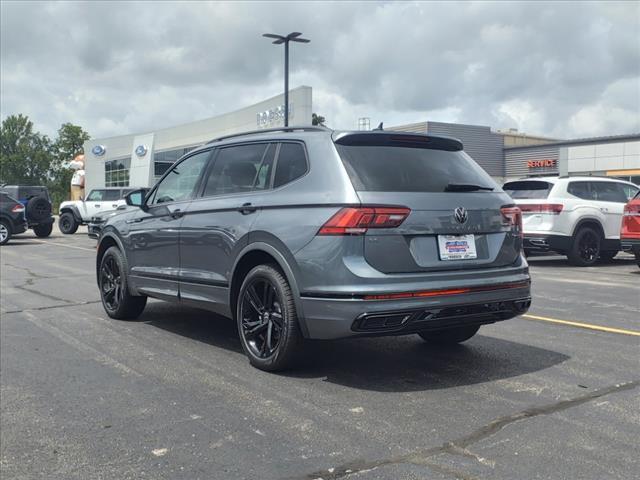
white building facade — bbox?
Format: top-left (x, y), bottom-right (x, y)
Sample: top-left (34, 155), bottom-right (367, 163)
top-left (83, 86), bottom-right (313, 193)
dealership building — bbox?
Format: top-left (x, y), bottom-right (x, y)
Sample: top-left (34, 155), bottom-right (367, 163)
top-left (83, 85), bottom-right (639, 192)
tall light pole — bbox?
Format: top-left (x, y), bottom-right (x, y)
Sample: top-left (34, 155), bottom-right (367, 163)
top-left (262, 32), bottom-right (310, 127)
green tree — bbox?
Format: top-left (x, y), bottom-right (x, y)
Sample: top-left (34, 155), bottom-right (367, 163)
top-left (0, 114), bottom-right (53, 185)
top-left (0, 115), bottom-right (91, 207)
top-left (312, 113), bottom-right (326, 126)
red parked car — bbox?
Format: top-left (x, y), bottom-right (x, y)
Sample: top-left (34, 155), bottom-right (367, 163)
top-left (621, 191), bottom-right (640, 267)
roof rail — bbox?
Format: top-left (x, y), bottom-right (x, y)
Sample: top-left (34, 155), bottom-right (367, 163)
top-left (207, 125), bottom-right (330, 144)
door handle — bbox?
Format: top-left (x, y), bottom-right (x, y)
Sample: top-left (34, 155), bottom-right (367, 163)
top-left (238, 202), bottom-right (257, 215)
top-left (95, 204), bottom-right (101, 207)
top-left (170, 209), bottom-right (184, 219)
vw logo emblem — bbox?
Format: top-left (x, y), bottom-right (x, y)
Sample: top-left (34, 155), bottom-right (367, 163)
top-left (91, 145), bottom-right (106, 156)
top-left (135, 145), bottom-right (148, 157)
top-left (454, 207), bottom-right (468, 224)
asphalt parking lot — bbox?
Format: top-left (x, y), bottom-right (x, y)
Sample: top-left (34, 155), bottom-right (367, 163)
top-left (1, 225), bottom-right (638, 480)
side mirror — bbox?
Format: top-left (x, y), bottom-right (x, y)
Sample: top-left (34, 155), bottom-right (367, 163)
top-left (125, 189), bottom-right (149, 210)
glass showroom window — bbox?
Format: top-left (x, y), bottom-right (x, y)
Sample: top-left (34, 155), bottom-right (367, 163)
top-left (105, 157), bottom-right (131, 187)
top-left (154, 146), bottom-right (197, 179)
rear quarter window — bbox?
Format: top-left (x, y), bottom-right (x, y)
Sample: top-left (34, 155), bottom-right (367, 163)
top-left (503, 181), bottom-right (553, 199)
top-left (336, 145), bottom-right (494, 192)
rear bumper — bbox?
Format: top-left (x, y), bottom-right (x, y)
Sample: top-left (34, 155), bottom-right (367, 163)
top-left (621, 238), bottom-right (640, 255)
top-left (13, 220), bottom-right (28, 235)
top-left (300, 281), bottom-right (531, 339)
top-left (27, 216), bottom-right (54, 227)
top-left (523, 234), bottom-right (571, 253)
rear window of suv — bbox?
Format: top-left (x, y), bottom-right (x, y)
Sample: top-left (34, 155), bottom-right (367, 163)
top-left (336, 145), bottom-right (494, 192)
top-left (503, 180), bottom-right (553, 199)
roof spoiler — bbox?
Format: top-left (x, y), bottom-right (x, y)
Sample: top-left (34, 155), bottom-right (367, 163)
top-left (333, 131), bottom-right (463, 151)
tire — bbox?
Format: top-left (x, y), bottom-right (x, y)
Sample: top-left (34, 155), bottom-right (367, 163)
top-left (0, 219), bottom-right (11, 245)
top-left (59, 212), bottom-right (79, 234)
top-left (599, 250), bottom-right (618, 262)
top-left (33, 223), bottom-right (53, 238)
top-left (635, 252), bottom-right (640, 269)
top-left (236, 264), bottom-right (303, 372)
top-left (26, 196), bottom-right (51, 222)
top-left (418, 325), bottom-right (480, 345)
top-left (567, 227), bottom-right (601, 267)
top-left (99, 246), bottom-right (147, 320)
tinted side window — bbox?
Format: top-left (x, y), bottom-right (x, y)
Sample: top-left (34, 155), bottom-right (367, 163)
top-left (274, 143), bottom-right (308, 188)
top-left (87, 190), bottom-right (106, 201)
top-left (567, 181), bottom-right (594, 200)
top-left (620, 183), bottom-right (639, 201)
top-left (202, 143), bottom-right (271, 197)
top-left (151, 151), bottom-right (210, 204)
top-left (103, 190), bottom-right (121, 201)
top-left (591, 182), bottom-right (628, 203)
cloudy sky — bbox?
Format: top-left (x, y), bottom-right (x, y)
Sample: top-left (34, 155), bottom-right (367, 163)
top-left (1, 1), bottom-right (639, 140)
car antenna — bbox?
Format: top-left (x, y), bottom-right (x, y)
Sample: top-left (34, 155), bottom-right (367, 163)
top-left (373, 122), bottom-right (384, 131)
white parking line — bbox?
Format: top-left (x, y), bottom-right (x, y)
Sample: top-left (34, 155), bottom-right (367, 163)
top-left (31, 239), bottom-right (96, 252)
top-left (533, 276), bottom-right (637, 289)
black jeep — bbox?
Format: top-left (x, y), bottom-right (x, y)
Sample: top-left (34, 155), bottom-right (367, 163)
top-left (0, 185), bottom-right (54, 237)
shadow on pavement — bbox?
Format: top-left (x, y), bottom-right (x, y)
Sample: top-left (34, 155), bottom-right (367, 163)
top-left (144, 302), bottom-right (569, 393)
top-left (527, 254), bottom-right (636, 268)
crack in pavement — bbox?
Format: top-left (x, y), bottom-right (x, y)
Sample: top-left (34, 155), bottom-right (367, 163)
top-left (4, 262), bottom-right (96, 307)
top-left (298, 380), bottom-right (640, 480)
top-left (3, 300), bottom-right (101, 315)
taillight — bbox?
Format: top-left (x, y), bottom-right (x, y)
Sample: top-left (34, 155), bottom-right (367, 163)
top-left (11, 204), bottom-right (25, 213)
top-left (319, 207), bottom-right (410, 235)
top-left (501, 206), bottom-right (523, 238)
top-left (623, 203), bottom-right (640, 216)
top-left (518, 203), bottom-right (563, 214)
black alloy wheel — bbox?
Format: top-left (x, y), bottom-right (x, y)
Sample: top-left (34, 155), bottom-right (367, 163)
top-left (99, 247), bottom-right (147, 319)
top-left (577, 229), bottom-right (599, 265)
top-left (240, 278), bottom-right (284, 359)
top-left (237, 264), bottom-right (302, 371)
top-left (568, 227), bottom-right (601, 266)
top-left (100, 254), bottom-right (123, 312)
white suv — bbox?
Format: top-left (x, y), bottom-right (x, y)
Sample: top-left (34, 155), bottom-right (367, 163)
top-left (503, 176), bottom-right (639, 266)
top-left (59, 188), bottom-right (136, 234)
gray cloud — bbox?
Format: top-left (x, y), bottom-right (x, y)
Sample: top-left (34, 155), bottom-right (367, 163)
top-left (1, 0), bottom-right (638, 140)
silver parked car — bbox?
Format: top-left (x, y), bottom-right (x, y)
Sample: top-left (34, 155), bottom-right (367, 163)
top-left (96, 127), bottom-right (531, 371)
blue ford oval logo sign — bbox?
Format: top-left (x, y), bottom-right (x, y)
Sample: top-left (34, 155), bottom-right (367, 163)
top-left (135, 145), bottom-right (148, 157)
top-left (91, 145), bottom-right (106, 156)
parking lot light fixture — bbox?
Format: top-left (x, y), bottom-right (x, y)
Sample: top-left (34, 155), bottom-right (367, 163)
top-left (262, 32), bottom-right (310, 127)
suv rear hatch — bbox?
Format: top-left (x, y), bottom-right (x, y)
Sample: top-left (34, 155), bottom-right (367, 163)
top-left (502, 179), bottom-right (561, 232)
top-left (333, 132), bottom-right (521, 273)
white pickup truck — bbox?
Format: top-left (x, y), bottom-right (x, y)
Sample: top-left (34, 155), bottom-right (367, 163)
top-left (59, 187), bottom-right (137, 234)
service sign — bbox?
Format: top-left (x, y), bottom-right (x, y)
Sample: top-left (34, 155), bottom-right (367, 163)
top-left (527, 159), bottom-right (556, 169)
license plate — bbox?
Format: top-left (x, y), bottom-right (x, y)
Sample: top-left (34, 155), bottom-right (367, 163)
top-left (438, 234), bottom-right (477, 260)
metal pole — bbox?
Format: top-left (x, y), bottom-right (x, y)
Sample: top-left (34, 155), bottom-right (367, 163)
top-left (284, 39), bottom-right (289, 127)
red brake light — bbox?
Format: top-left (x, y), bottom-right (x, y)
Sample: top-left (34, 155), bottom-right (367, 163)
top-left (518, 203), bottom-right (563, 214)
top-left (623, 203), bottom-right (640, 216)
top-left (319, 207), bottom-right (410, 235)
top-left (500, 206), bottom-right (523, 238)
top-left (11, 204), bottom-right (25, 213)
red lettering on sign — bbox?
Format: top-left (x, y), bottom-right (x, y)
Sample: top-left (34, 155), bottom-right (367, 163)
top-left (527, 159), bottom-right (556, 168)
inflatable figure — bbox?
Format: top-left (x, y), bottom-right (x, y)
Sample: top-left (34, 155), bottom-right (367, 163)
top-left (69, 154), bottom-right (85, 201)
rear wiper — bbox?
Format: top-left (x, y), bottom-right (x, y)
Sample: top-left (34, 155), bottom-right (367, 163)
top-left (444, 183), bottom-right (494, 192)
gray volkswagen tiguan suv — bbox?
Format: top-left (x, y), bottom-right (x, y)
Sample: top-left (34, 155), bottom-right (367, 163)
top-left (97, 127), bottom-right (531, 371)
